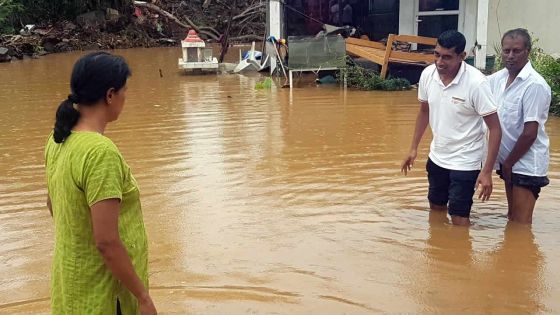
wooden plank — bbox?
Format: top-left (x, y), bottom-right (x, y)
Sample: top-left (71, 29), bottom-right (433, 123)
top-left (390, 51), bottom-right (434, 64)
top-left (345, 34), bottom-right (436, 79)
top-left (393, 34), bottom-right (437, 46)
top-left (380, 34), bottom-right (395, 79)
top-left (345, 44), bottom-right (385, 64)
top-left (345, 37), bottom-right (386, 50)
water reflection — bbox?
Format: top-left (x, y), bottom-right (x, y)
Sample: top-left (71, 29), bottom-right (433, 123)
top-left (427, 210), bottom-right (473, 265)
top-left (415, 210), bottom-right (474, 313)
top-left (483, 222), bottom-right (544, 314)
top-left (419, 212), bottom-right (545, 314)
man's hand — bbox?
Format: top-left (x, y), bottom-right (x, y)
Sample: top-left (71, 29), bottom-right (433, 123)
top-left (401, 149), bottom-right (417, 176)
top-left (501, 162), bottom-right (514, 188)
top-left (476, 170), bottom-right (493, 202)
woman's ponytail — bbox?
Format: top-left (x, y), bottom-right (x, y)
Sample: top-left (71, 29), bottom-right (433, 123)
top-left (53, 94), bottom-right (81, 143)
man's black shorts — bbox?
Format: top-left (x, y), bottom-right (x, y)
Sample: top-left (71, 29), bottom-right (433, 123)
top-left (426, 158), bottom-right (480, 218)
top-left (497, 165), bottom-right (549, 199)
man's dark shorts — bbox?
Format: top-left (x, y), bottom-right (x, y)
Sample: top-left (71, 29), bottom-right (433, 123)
top-left (497, 165), bottom-right (549, 199)
top-left (426, 158), bottom-right (480, 218)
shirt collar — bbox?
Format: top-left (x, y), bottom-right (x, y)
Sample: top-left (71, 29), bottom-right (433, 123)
top-left (433, 61), bottom-right (466, 87)
top-left (516, 60), bottom-right (533, 81)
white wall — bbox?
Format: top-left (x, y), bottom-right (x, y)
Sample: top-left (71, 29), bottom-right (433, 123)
top-left (398, 0), bottom-right (415, 36)
top-left (463, 0), bottom-right (478, 56)
top-left (488, 0), bottom-right (560, 55)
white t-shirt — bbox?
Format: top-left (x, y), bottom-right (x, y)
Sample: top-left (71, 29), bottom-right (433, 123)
top-left (418, 62), bottom-right (498, 171)
top-left (488, 61), bottom-right (551, 176)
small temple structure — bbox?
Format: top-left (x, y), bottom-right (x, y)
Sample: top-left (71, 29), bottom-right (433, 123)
top-left (178, 30), bottom-right (219, 73)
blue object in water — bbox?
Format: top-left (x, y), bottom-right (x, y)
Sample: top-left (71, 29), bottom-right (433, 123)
top-left (243, 51), bottom-right (263, 60)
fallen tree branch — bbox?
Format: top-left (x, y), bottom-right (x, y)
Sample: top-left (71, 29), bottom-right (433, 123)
top-left (219, 0), bottom-right (237, 62)
top-left (133, 1), bottom-right (219, 40)
top-left (233, 3), bottom-right (266, 21)
top-left (199, 26), bottom-right (220, 38)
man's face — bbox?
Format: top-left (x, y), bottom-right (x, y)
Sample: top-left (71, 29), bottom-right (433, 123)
top-left (434, 44), bottom-right (465, 77)
top-left (501, 36), bottom-right (530, 74)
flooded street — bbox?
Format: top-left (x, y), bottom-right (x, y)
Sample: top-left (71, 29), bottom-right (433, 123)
top-left (1, 47), bottom-right (560, 314)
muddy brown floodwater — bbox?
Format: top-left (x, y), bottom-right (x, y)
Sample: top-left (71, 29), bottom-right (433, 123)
top-left (1, 47), bottom-right (559, 314)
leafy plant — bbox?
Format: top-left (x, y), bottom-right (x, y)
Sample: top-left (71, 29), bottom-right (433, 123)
top-left (255, 77), bottom-right (272, 90)
top-left (532, 51), bottom-right (560, 115)
top-left (0, 0), bottom-right (23, 34)
top-left (338, 56), bottom-right (411, 91)
top-left (2, 0), bottom-right (131, 29)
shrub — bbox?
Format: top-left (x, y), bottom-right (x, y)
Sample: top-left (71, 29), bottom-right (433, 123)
top-left (339, 57), bottom-right (411, 91)
top-left (0, 0), bottom-right (22, 34)
top-left (532, 51), bottom-right (560, 115)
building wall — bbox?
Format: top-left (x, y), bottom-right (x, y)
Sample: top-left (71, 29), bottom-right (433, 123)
top-left (487, 0), bottom-right (560, 55)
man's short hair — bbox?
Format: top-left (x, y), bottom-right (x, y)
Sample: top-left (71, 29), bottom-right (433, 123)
top-left (437, 30), bottom-right (466, 55)
top-left (502, 28), bottom-right (532, 51)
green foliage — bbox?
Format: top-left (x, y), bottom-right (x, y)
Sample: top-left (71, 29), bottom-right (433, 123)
top-left (0, 0), bottom-right (23, 34)
top-left (255, 77), bottom-right (273, 90)
top-left (1, 0), bottom-right (131, 32)
top-left (494, 37), bottom-right (560, 115)
top-left (531, 49), bottom-right (560, 116)
top-left (340, 58), bottom-right (411, 91)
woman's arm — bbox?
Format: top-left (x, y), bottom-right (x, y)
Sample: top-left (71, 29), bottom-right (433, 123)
top-left (91, 198), bottom-right (157, 314)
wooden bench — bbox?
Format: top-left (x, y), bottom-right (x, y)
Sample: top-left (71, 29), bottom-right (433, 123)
top-left (345, 34), bottom-right (437, 79)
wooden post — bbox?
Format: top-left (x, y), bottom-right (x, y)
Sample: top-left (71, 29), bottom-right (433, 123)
top-left (380, 34), bottom-right (395, 79)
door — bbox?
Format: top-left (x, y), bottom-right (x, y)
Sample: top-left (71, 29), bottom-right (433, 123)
top-left (415, 0), bottom-right (464, 40)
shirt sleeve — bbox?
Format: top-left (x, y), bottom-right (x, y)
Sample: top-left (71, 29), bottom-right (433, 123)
top-left (418, 68), bottom-right (429, 102)
top-left (522, 83), bottom-right (551, 125)
top-left (471, 79), bottom-right (498, 116)
top-left (83, 146), bottom-right (125, 207)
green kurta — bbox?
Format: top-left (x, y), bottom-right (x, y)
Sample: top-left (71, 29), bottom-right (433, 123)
top-left (45, 131), bottom-right (149, 315)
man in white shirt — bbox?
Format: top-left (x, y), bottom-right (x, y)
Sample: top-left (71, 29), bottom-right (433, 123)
top-left (401, 30), bottom-right (502, 226)
top-left (488, 28), bottom-right (551, 224)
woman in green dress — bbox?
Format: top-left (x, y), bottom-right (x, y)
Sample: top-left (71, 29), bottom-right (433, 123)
top-left (45, 52), bottom-right (157, 315)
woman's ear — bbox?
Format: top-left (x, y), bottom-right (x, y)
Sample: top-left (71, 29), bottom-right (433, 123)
top-left (105, 88), bottom-right (116, 105)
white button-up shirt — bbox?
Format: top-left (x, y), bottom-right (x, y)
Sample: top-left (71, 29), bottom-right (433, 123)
top-left (419, 62), bottom-right (497, 171)
top-left (488, 61), bottom-right (551, 176)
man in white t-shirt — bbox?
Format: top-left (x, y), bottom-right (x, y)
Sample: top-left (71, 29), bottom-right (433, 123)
top-left (488, 28), bottom-right (551, 224)
top-left (401, 30), bottom-right (502, 226)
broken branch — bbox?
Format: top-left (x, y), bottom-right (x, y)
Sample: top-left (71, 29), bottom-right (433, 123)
top-left (133, 1), bottom-right (219, 40)
top-left (233, 2), bottom-right (266, 21)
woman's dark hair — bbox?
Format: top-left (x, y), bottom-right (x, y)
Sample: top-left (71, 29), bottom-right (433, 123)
top-left (437, 30), bottom-right (466, 55)
top-left (53, 52), bottom-right (131, 143)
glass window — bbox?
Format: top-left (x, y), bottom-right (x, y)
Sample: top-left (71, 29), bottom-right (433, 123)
top-left (417, 14), bottom-right (458, 49)
top-left (419, 0), bottom-right (459, 12)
